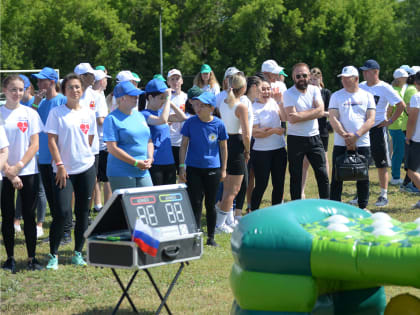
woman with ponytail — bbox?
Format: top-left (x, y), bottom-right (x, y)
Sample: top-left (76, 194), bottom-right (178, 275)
top-left (216, 73), bottom-right (250, 233)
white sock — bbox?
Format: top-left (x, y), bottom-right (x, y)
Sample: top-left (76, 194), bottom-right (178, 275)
top-left (380, 189), bottom-right (387, 199)
top-left (94, 204), bottom-right (103, 210)
top-left (226, 210), bottom-right (235, 225)
top-left (216, 209), bottom-right (228, 227)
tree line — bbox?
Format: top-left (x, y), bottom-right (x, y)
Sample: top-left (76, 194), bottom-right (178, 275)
top-left (1, 0), bottom-right (418, 90)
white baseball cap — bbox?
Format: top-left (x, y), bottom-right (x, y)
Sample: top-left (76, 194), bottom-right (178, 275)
top-left (393, 68), bottom-right (409, 79)
top-left (223, 67), bottom-right (243, 79)
top-left (93, 70), bottom-right (111, 81)
top-left (261, 60), bottom-right (283, 74)
top-left (167, 69), bottom-right (182, 78)
top-left (337, 66), bottom-right (359, 77)
top-left (74, 63), bottom-right (95, 75)
top-left (411, 66), bottom-right (420, 74)
top-left (116, 70), bottom-right (140, 83)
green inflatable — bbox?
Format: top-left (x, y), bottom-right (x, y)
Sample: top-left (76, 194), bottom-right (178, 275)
top-left (230, 199), bottom-right (420, 314)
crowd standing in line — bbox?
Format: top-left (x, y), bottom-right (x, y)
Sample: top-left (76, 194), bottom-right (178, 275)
top-left (1, 60), bottom-right (420, 272)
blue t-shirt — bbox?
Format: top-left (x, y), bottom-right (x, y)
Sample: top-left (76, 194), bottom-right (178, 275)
top-left (38, 94), bottom-right (67, 164)
top-left (103, 109), bottom-right (151, 177)
top-left (181, 116), bottom-right (228, 168)
top-left (142, 109), bottom-right (174, 165)
top-left (21, 96), bottom-right (35, 107)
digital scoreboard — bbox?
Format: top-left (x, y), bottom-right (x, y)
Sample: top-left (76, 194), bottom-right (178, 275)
top-left (85, 184), bottom-right (202, 269)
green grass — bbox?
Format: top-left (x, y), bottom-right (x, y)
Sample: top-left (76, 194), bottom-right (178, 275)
top-left (1, 142), bottom-right (420, 314)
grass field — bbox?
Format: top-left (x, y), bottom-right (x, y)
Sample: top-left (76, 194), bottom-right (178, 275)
top-left (1, 144), bottom-right (420, 314)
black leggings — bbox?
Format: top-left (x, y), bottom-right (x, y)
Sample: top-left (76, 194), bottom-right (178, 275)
top-left (186, 167), bottom-right (221, 239)
top-left (234, 166), bottom-right (248, 210)
top-left (1, 174), bottom-right (39, 258)
top-left (150, 164), bottom-right (177, 186)
top-left (251, 148), bottom-right (287, 210)
top-left (49, 165), bottom-right (96, 255)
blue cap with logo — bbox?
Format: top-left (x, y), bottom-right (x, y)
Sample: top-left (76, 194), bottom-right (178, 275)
top-left (19, 75), bottom-right (31, 90)
top-left (114, 81), bottom-right (145, 98)
top-left (31, 67), bottom-right (59, 82)
top-left (145, 78), bottom-right (168, 93)
top-left (360, 59), bottom-right (380, 71)
top-left (192, 91), bottom-right (216, 107)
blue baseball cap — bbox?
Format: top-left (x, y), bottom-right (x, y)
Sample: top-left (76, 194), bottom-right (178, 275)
top-left (31, 67), bottom-right (59, 82)
top-left (114, 81), bottom-right (145, 98)
top-left (145, 78), bottom-right (168, 93)
top-left (192, 91), bottom-right (216, 107)
top-left (360, 59), bottom-right (380, 71)
top-left (19, 75), bottom-right (31, 90)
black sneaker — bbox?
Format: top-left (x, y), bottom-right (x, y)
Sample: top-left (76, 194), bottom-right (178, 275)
top-left (28, 258), bottom-right (43, 271)
top-left (206, 238), bottom-right (219, 247)
top-left (60, 233), bottom-right (72, 245)
top-left (93, 207), bottom-right (102, 213)
top-left (2, 257), bottom-right (16, 274)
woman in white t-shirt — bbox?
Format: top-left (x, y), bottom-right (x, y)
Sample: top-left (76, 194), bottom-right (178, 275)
top-left (250, 79), bottom-right (287, 210)
top-left (45, 73), bottom-right (97, 270)
top-left (193, 64), bottom-right (220, 95)
top-left (1, 75), bottom-right (43, 272)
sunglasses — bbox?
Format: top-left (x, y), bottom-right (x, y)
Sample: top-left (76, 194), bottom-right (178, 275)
top-left (311, 70), bottom-right (321, 75)
top-left (295, 74), bottom-right (308, 79)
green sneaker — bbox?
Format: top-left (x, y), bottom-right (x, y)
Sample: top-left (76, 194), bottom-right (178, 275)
top-left (46, 254), bottom-right (58, 270)
top-left (71, 251), bottom-right (87, 267)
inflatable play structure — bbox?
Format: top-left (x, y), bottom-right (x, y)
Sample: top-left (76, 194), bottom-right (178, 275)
top-left (230, 199), bottom-right (420, 314)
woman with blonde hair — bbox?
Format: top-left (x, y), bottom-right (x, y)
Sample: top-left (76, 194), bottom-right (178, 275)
top-left (193, 64), bottom-right (220, 95)
top-left (216, 73), bottom-right (250, 232)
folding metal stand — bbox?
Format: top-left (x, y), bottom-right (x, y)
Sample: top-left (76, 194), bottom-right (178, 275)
top-left (111, 262), bottom-right (188, 315)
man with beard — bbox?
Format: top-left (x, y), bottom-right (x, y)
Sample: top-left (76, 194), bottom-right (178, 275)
top-left (283, 63), bottom-right (330, 200)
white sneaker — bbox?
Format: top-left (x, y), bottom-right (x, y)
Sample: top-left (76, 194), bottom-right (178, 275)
top-left (227, 220), bottom-right (239, 229)
top-left (14, 224), bottom-right (22, 233)
top-left (36, 226), bottom-right (44, 238)
top-left (390, 178), bottom-right (403, 185)
top-left (375, 196), bottom-right (389, 207)
top-left (348, 197), bottom-right (358, 205)
top-left (215, 224), bottom-right (233, 234)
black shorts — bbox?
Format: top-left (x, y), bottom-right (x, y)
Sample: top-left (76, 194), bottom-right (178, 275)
top-left (226, 134), bottom-right (246, 175)
top-left (320, 135), bottom-right (329, 152)
top-left (369, 126), bottom-right (390, 168)
top-left (407, 140), bottom-right (420, 173)
top-left (97, 150), bottom-right (109, 182)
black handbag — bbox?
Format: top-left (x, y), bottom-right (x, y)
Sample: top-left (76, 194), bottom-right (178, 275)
top-left (335, 150), bottom-right (369, 181)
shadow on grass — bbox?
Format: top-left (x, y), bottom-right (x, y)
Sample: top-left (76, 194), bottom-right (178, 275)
top-left (74, 306), bottom-right (155, 314)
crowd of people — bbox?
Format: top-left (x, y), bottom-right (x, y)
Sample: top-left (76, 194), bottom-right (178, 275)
top-left (1, 59), bottom-right (420, 273)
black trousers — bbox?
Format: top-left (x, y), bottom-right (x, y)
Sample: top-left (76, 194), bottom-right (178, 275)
top-left (250, 148), bottom-right (287, 210)
top-left (49, 165), bottom-right (96, 255)
top-left (150, 164), bottom-right (177, 186)
top-left (40, 164), bottom-right (72, 234)
top-left (1, 174), bottom-right (39, 258)
top-left (186, 167), bottom-right (221, 239)
top-left (330, 146), bottom-right (371, 209)
top-left (287, 135), bottom-right (330, 200)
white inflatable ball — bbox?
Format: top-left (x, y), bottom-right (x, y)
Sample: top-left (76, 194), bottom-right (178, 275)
top-left (371, 212), bottom-right (392, 221)
top-left (372, 228), bottom-right (396, 237)
top-left (371, 220), bottom-right (394, 229)
top-left (327, 223), bottom-right (350, 232)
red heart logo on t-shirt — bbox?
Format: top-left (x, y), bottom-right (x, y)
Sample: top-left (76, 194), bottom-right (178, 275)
top-left (80, 123), bottom-right (90, 134)
top-left (17, 121), bottom-right (28, 133)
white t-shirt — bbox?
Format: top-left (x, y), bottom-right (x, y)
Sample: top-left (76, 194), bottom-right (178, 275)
top-left (79, 86), bottom-right (101, 154)
top-left (410, 92), bottom-right (420, 142)
top-left (202, 84), bottom-right (220, 95)
top-left (45, 104), bottom-right (96, 174)
top-left (329, 88), bottom-right (376, 147)
top-left (0, 124), bottom-right (10, 180)
top-left (359, 81), bottom-right (402, 127)
top-left (0, 105), bottom-right (43, 176)
top-left (169, 91), bottom-right (188, 147)
top-left (93, 89), bottom-right (109, 151)
top-left (283, 85), bottom-right (323, 136)
top-left (271, 81), bottom-right (287, 94)
top-left (252, 98), bottom-right (285, 151)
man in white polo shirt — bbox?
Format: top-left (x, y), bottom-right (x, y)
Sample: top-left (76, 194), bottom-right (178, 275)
top-left (358, 59), bottom-right (406, 207)
top-left (283, 62), bottom-right (329, 200)
top-left (329, 66), bottom-right (376, 209)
